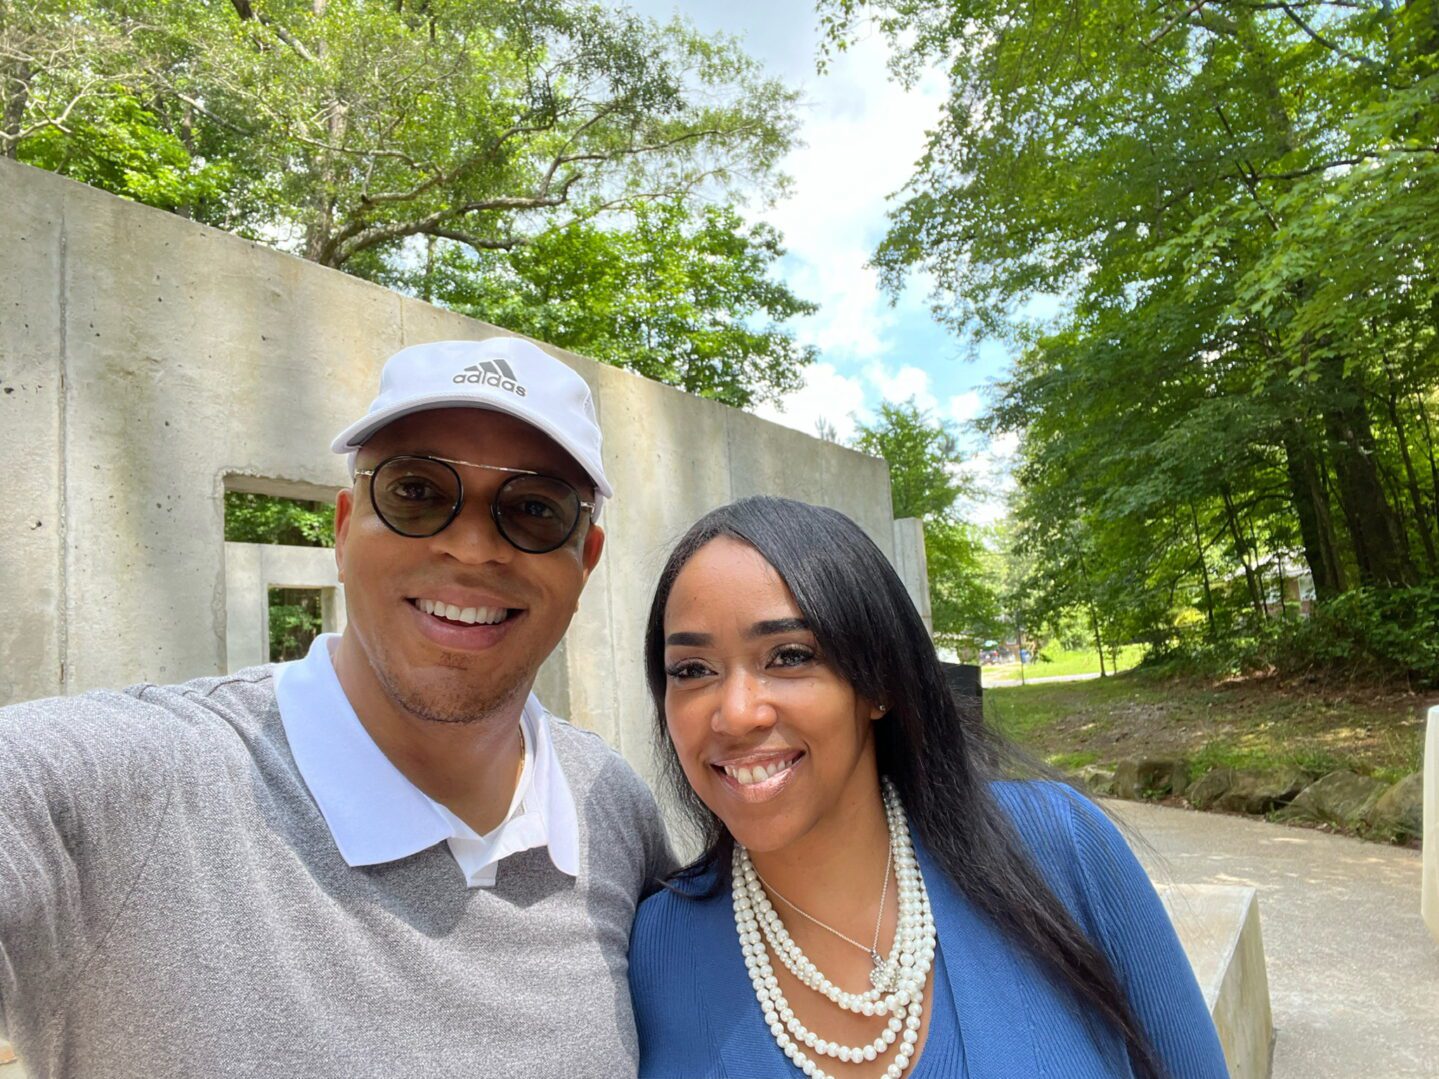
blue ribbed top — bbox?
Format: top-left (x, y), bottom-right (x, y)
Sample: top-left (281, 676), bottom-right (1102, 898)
top-left (629, 782), bottom-right (1228, 1078)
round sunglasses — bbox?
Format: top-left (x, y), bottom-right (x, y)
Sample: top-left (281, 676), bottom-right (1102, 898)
top-left (354, 454), bottom-right (595, 553)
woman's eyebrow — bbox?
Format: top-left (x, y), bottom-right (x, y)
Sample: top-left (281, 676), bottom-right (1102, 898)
top-left (665, 631), bottom-right (711, 646)
top-left (747, 618), bottom-right (808, 638)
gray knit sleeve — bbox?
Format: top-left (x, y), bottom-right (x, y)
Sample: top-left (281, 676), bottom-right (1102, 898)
top-left (0, 691), bottom-right (178, 1037)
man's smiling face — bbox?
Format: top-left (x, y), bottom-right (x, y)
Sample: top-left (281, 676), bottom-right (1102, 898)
top-left (334, 407), bottom-right (604, 725)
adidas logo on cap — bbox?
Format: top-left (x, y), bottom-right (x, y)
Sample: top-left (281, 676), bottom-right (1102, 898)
top-left (453, 358), bottom-right (527, 397)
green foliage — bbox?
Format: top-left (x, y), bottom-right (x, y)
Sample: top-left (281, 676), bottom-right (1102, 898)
top-left (4, 0), bottom-right (813, 408)
top-left (852, 401), bottom-right (1002, 650)
top-left (17, 89), bottom-right (235, 211)
top-left (383, 199), bottom-right (816, 408)
top-left (1147, 584), bottom-right (1439, 687)
top-left (268, 588), bottom-right (322, 662)
top-left (825, 0), bottom-right (1439, 674)
top-left (224, 492), bottom-right (334, 547)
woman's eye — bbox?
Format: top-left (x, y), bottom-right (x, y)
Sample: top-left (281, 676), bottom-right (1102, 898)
top-left (769, 645), bottom-right (815, 669)
top-left (665, 661), bottom-right (714, 682)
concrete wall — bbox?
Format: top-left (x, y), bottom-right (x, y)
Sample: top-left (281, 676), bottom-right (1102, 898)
top-left (1425, 705), bottom-right (1438, 946)
top-left (0, 158), bottom-right (903, 786)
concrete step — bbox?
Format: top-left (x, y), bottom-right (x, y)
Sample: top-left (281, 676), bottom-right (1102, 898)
top-left (1160, 883), bottom-right (1273, 1079)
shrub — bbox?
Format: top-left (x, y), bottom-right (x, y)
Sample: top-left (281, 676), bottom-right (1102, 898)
top-left (1140, 584), bottom-right (1439, 688)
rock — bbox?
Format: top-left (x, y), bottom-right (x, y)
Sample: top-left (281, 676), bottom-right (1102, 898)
top-left (1112, 757), bottom-right (1190, 800)
top-left (1212, 766), bottom-right (1310, 816)
top-left (1276, 771), bottom-right (1388, 827)
top-left (1074, 765), bottom-right (1115, 796)
top-left (1185, 768), bottom-right (1235, 811)
top-left (1364, 773), bottom-right (1424, 841)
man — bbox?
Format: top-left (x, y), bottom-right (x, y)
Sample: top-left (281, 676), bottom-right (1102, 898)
top-left (0, 338), bottom-right (671, 1078)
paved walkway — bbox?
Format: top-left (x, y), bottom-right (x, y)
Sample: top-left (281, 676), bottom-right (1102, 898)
top-left (983, 671), bottom-right (1104, 689)
top-left (1111, 801), bottom-right (1437, 1079)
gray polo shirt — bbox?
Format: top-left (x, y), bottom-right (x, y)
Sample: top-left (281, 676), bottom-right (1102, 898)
top-left (0, 666), bottom-right (671, 1078)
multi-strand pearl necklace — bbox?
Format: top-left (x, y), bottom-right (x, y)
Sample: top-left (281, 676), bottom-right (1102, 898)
top-left (732, 779), bottom-right (936, 1079)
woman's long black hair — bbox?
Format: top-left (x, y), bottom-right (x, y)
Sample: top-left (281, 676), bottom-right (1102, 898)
top-left (643, 496), bottom-right (1167, 1079)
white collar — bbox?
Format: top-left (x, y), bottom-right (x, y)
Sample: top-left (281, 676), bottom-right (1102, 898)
top-left (274, 634), bottom-right (579, 886)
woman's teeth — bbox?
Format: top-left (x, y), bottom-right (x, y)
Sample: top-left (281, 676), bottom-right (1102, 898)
top-left (416, 598), bottom-right (508, 625)
top-left (723, 758), bottom-right (797, 786)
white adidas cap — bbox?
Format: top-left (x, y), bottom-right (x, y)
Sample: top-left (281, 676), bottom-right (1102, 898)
top-left (332, 338), bottom-right (613, 517)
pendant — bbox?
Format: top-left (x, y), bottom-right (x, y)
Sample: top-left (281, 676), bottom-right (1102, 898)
top-left (869, 951), bottom-right (895, 992)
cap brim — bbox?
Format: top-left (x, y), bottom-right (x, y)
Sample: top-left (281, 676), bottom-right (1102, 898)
top-left (331, 394), bottom-right (614, 499)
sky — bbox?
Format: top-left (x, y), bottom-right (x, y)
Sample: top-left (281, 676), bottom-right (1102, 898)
top-left (626, 0), bottom-right (1019, 521)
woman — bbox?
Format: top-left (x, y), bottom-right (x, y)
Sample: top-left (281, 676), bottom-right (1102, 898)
top-left (628, 497), bottom-right (1227, 1079)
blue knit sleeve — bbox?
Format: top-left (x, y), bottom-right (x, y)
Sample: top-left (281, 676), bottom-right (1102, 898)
top-left (1063, 793), bottom-right (1230, 1079)
top-left (628, 890), bottom-right (722, 1079)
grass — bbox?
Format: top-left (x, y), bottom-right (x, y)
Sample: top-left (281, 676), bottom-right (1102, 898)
top-left (983, 644), bottom-right (1147, 685)
top-left (983, 668), bottom-right (1429, 783)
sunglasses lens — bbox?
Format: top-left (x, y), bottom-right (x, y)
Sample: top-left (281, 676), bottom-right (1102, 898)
top-left (495, 475), bottom-right (582, 552)
top-left (371, 457), bottom-right (461, 536)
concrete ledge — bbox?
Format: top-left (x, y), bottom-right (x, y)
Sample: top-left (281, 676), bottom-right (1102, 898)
top-left (1425, 705), bottom-right (1438, 946)
top-left (223, 541), bottom-right (346, 672)
top-left (1158, 883), bottom-right (1274, 1079)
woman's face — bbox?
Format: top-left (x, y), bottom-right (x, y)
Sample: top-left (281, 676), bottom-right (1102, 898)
top-left (661, 536), bottom-right (885, 855)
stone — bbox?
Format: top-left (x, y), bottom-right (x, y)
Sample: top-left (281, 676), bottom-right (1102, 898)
top-left (1112, 757), bottom-right (1190, 800)
top-left (1185, 768), bottom-right (1235, 811)
top-left (1212, 766), bottom-right (1310, 816)
top-left (1075, 764), bottom-right (1115, 796)
top-left (1276, 770), bottom-right (1388, 828)
top-left (1363, 772), bottom-right (1423, 842)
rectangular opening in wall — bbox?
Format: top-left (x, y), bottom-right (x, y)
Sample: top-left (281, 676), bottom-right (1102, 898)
top-left (224, 491), bottom-right (335, 547)
top-left (269, 587), bottom-right (324, 662)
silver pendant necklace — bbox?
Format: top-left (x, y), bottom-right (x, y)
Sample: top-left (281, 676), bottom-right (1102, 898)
top-left (732, 778), bottom-right (936, 1079)
top-left (751, 843), bottom-right (894, 988)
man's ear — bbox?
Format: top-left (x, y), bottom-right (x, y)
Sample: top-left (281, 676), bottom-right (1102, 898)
top-left (334, 487), bottom-right (354, 583)
top-left (579, 522), bottom-right (605, 588)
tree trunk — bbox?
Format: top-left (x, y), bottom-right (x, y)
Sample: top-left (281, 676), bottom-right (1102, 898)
top-left (1321, 368), bottom-right (1416, 585)
top-left (1089, 603), bottom-right (1107, 678)
top-left (1189, 499), bottom-right (1218, 640)
top-left (1280, 422), bottom-right (1347, 600)
top-left (2, 59), bottom-right (30, 158)
top-left (1382, 370), bottom-right (1437, 573)
top-left (1246, 513), bottom-right (1270, 617)
top-left (1222, 485), bottom-right (1266, 620)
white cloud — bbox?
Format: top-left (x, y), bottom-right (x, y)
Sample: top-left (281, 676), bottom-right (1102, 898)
top-left (864, 363), bottom-right (936, 411)
top-left (761, 35), bottom-right (948, 366)
top-left (751, 362), bottom-right (868, 442)
top-left (954, 429), bottom-right (1019, 524)
top-left (947, 391), bottom-right (984, 425)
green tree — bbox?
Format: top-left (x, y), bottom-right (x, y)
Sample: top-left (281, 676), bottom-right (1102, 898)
top-left (853, 401), bottom-right (1001, 651)
top-left (5, 0), bottom-right (797, 268)
top-left (4, 0), bottom-right (812, 407)
top-left (385, 199), bottom-right (816, 408)
top-left (823, 0), bottom-right (1439, 661)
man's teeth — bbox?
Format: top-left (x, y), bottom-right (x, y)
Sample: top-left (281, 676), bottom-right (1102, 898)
top-left (416, 598), bottom-right (507, 625)
top-left (723, 758), bottom-right (797, 785)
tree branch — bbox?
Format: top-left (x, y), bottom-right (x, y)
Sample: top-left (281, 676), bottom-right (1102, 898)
top-left (1278, 2), bottom-right (1376, 65)
top-left (229, 0), bottom-right (319, 63)
top-left (1146, 0), bottom-right (1214, 46)
top-left (1255, 145), bottom-right (1439, 180)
